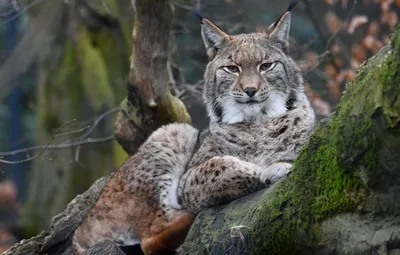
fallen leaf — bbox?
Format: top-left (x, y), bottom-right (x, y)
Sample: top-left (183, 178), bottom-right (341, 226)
top-left (348, 15), bottom-right (368, 34)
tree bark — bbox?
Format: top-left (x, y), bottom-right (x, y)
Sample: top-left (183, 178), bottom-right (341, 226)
top-left (24, 0), bottom-right (132, 234)
top-left (114, 0), bottom-right (191, 155)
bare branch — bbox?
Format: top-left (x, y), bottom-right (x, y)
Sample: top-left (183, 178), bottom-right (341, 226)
top-left (301, 0), bottom-right (329, 47)
top-left (54, 125), bottom-right (91, 138)
top-left (0, 107), bottom-right (121, 163)
top-left (130, 0), bottom-right (136, 11)
top-left (101, 0), bottom-right (110, 13)
top-left (0, 0), bottom-right (45, 23)
top-left (301, 0), bottom-right (341, 73)
top-left (80, 107), bottom-right (121, 140)
top-left (301, 50), bottom-right (331, 74)
top-left (0, 135), bottom-right (115, 164)
top-left (72, 107), bottom-right (121, 162)
top-left (0, 119), bottom-right (77, 164)
top-left (11, 0), bottom-right (20, 11)
top-left (325, 0), bottom-right (358, 50)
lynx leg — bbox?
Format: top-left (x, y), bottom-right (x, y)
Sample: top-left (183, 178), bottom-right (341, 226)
top-left (178, 156), bottom-right (267, 213)
top-left (141, 212), bottom-right (196, 255)
top-left (72, 124), bottom-right (199, 254)
top-left (260, 162), bottom-right (293, 184)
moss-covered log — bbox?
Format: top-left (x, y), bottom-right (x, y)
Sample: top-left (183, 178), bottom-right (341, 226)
top-left (180, 25), bottom-right (400, 255)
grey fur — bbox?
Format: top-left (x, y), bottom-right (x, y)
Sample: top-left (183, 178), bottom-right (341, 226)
top-left (178, 12), bottom-right (315, 213)
top-left (72, 11), bottom-right (316, 254)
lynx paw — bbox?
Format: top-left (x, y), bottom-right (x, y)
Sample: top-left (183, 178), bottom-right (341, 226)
top-left (260, 162), bottom-right (292, 184)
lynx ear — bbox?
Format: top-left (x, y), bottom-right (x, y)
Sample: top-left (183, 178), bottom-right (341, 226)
top-left (268, 12), bottom-right (291, 53)
top-left (200, 18), bottom-right (230, 59)
top-left (267, 0), bottom-right (296, 53)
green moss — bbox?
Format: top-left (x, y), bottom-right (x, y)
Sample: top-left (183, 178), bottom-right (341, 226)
top-left (247, 26), bottom-right (400, 255)
top-left (165, 90), bottom-right (192, 124)
top-left (21, 202), bottom-right (41, 238)
top-left (77, 28), bottom-right (115, 110)
top-left (89, 25), bottom-right (127, 101)
top-left (380, 29), bottom-right (400, 128)
top-left (113, 140), bottom-right (129, 168)
top-left (183, 26), bottom-right (398, 255)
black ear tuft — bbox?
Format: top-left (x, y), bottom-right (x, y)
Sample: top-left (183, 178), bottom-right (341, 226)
top-left (286, 0), bottom-right (297, 12)
top-left (192, 10), bottom-right (204, 23)
top-left (273, 0), bottom-right (297, 28)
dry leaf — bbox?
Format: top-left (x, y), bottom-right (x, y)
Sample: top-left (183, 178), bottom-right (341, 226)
top-left (325, 12), bottom-right (342, 33)
top-left (325, 64), bottom-right (338, 78)
top-left (0, 181), bottom-right (17, 206)
top-left (381, 1), bottom-right (391, 12)
top-left (367, 21), bottom-right (380, 36)
top-left (327, 81), bottom-right (342, 102)
top-left (312, 95), bottom-right (332, 116)
top-left (306, 51), bottom-right (319, 68)
top-left (387, 11), bottom-right (398, 31)
top-left (332, 43), bottom-right (341, 53)
top-left (352, 45), bottom-right (367, 62)
top-left (351, 59), bottom-right (361, 69)
top-left (348, 15), bottom-right (368, 34)
top-left (363, 35), bottom-right (376, 50)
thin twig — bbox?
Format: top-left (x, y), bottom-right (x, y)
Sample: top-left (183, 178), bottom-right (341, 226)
top-left (79, 107), bottom-right (121, 140)
top-left (54, 125), bottom-right (91, 137)
top-left (325, 0), bottom-right (358, 50)
top-left (301, 0), bottom-right (358, 75)
top-left (11, 0), bottom-right (20, 11)
top-left (0, 0), bottom-right (45, 23)
top-left (302, 50), bottom-right (331, 74)
top-left (130, 0), bottom-right (136, 11)
top-left (301, 0), bottom-right (328, 46)
top-left (0, 107), bottom-right (121, 158)
top-left (301, 0), bottom-right (341, 72)
top-left (73, 107), bottom-right (121, 161)
top-left (0, 119), bottom-right (77, 164)
top-left (101, 0), bottom-right (110, 13)
top-left (0, 136), bottom-right (115, 160)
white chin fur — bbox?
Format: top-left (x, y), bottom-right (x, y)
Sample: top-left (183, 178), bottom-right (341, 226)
top-left (264, 95), bottom-right (288, 118)
top-left (220, 95), bottom-right (287, 124)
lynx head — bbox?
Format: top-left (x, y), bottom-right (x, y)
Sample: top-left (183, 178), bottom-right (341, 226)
top-left (200, 3), bottom-right (307, 124)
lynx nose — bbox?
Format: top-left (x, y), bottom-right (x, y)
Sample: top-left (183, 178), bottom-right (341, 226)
top-left (244, 87), bottom-right (257, 97)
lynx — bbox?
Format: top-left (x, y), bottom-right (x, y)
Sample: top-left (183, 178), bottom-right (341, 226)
top-left (72, 2), bottom-right (316, 254)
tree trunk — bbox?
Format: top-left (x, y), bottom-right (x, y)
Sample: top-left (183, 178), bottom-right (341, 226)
top-left (24, 0), bottom-right (132, 234)
top-left (114, 0), bottom-right (191, 155)
top-left (180, 25), bottom-right (400, 255)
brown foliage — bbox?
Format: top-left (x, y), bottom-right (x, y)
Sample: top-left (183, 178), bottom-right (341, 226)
top-left (298, 0), bottom-right (398, 117)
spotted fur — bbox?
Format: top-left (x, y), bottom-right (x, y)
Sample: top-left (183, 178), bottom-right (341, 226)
top-left (72, 6), bottom-right (315, 255)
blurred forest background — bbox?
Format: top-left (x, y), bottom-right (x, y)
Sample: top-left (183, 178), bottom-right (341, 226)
top-left (0, 0), bottom-right (398, 252)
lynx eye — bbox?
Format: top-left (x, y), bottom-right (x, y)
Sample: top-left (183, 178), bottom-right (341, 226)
top-left (260, 62), bottom-right (277, 72)
top-left (223, 65), bottom-right (240, 73)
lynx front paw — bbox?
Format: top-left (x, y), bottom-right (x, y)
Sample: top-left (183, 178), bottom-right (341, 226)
top-left (260, 162), bottom-right (292, 184)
